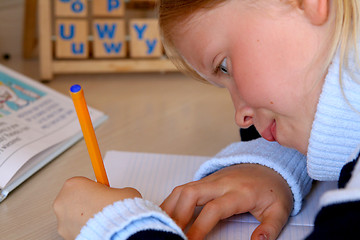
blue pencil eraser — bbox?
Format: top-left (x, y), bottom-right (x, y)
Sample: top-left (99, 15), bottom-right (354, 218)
top-left (70, 84), bottom-right (82, 93)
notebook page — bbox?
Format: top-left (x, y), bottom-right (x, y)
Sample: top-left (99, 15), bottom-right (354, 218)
top-left (104, 151), bottom-right (208, 205)
top-left (104, 151), bottom-right (337, 240)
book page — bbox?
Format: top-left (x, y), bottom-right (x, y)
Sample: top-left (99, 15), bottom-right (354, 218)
top-left (104, 150), bottom-right (337, 240)
top-left (0, 65), bottom-right (105, 189)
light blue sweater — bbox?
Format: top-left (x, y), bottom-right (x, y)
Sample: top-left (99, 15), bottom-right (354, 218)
top-left (77, 50), bottom-right (360, 239)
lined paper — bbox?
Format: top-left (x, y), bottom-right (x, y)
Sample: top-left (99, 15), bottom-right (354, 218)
top-left (104, 151), bottom-right (337, 240)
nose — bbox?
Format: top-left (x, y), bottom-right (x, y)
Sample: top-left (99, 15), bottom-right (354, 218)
top-left (235, 107), bottom-right (254, 129)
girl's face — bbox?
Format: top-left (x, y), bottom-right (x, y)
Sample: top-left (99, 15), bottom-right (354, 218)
top-left (174, 0), bottom-right (332, 154)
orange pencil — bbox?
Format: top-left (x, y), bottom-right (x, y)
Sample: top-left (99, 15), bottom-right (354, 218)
top-left (70, 84), bottom-right (109, 186)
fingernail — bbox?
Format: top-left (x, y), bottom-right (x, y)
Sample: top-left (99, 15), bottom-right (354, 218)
top-left (259, 234), bottom-right (268, 240)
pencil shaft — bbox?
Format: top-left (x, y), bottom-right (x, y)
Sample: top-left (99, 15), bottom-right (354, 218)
top-left (70, 85), bottom-right (109, 186)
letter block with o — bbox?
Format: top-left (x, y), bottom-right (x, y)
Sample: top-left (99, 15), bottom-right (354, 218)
top-left (55, 0), bottom-right (88, 17)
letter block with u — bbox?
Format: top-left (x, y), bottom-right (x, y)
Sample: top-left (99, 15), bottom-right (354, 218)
top-left (56, 20), bottom-right (88, 58)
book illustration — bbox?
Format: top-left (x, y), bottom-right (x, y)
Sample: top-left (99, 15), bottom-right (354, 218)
top-left (0, 72), bottom-right (45, 116)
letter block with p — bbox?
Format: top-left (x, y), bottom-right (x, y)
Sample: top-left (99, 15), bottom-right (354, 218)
top-left (92, 0), bottom-right (125, 17)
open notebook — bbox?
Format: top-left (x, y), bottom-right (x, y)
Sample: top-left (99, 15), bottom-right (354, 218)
top-left (104, 150), bottom-right (337, 240)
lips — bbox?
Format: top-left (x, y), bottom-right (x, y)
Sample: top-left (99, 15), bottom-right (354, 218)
top-left (261, 120), bottom-right (277, 142)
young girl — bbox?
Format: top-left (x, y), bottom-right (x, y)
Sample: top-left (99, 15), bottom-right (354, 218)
top-left (54, 0), bottom-right (360, 239)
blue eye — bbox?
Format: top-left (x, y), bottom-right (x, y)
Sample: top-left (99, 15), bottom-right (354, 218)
top-left (219, 58), bottom-right (229, 74)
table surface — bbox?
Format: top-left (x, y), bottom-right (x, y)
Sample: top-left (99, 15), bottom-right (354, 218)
top-left (0, 61), bottom-right (239, 240)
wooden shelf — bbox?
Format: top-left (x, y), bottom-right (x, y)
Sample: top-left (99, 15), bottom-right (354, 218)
top-left (126, 0), bottom-right (157, 9)
top-left (52, 59), bottom-right (177, 74)
top-left (38, 0), bottom-right (176, 80)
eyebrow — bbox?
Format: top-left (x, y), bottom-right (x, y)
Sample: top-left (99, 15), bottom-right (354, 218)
top-left (181, 54), bottom-right (209, 79)
top-left (184, 56), bottom-right (223, 88)
top-left (211, 53), bottom-right (221, 74)
top-left (181, 47), bottom-right (224, 88)
top-left (208, 79), bottom-right (225, 88)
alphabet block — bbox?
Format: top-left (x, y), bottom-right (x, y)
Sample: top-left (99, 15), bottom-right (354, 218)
top-left (55, 0), bottom-right (87, 17)
top-left (129, 19), bottom-right (162, 58)
top-left (93, 19), bottom-right (126, 58)
top-left (55, 20), bottom-right (88, 58)
top-left (92, 0), bottom-right (125, 17)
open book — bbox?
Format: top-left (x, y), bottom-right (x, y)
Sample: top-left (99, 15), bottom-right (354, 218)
top-left (104, 150), bottom-right (337, 240)
top-left (0, 65), bottom-right (107, 202)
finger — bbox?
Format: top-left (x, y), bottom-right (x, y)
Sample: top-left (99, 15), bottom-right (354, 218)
top-left (187, 192), bottom-right (252, 240)
top-left (160, 184), bottom-right (183, 215)
top-left (163, 181), bottom-right (232, 229)
top-left (169, 185), bottom-right (202, 229)
top-left (251, 206), bottom-right (290, 240)
top-left (161, 181), bottom-right (214, 216)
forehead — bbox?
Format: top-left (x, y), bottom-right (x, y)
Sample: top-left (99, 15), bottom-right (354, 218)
top-left (173, 2), bottom-right (238, 70)
top-left (171, 0), bottom-right (291, 43)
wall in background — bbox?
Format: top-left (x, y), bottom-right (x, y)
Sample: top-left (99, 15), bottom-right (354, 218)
top-left (0, 0), bottom-right (24, 58)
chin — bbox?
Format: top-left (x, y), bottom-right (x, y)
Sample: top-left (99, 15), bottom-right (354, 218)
top-left (284, 141), bottom-right (307, 155)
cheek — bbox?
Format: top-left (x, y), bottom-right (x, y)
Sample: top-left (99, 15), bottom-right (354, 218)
top-left (229, 30), bottom-right (298, 109)
top-left (232, 69), bottom-right (273, 108)
top-left (231, 47), bottom-right (299, 112)
top-left (230, 51), bottom-right (275, 107)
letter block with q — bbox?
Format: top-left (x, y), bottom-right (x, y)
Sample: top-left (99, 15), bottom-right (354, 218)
top-left (129, 19), bottom-right (162, 58)
top-left (56, 20), bottom-right (88, 58)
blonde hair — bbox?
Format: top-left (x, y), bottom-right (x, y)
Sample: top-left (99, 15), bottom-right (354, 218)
top-left (158, 0), bottom-right (227, 82)
top-left (331, 1), bottom-right (360, 85)
top-left (158, 0), bottom-right (360, 84)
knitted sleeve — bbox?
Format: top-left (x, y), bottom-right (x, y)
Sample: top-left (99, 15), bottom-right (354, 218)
top-left (193, 138), bottom-right (312, 215)
top-left (76, 198), bottom-right (186, 240)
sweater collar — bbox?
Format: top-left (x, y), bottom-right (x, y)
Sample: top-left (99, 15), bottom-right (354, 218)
top-left (307, 51), bottom-right (360, 180)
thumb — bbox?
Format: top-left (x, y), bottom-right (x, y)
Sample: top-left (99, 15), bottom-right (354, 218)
top-left (251, 208), bottom-right (289, 240)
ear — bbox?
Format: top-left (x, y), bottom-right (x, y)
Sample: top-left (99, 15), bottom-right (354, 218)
top-left (301, 0), bottom-right (329, 25)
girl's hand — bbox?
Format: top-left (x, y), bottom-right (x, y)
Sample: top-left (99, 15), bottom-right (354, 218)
top-left (161, 164), bottom-right (293, 240)
top-left (53, 176), bottom-right (141, 240)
